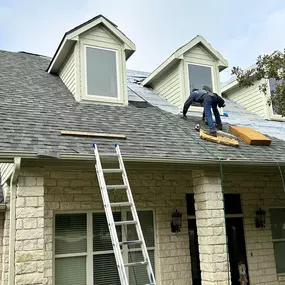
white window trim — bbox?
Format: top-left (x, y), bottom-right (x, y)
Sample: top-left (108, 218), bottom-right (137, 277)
top-left (53, 209), bottom-right (156, 285)
top-left (269, 207), bottom-right (285, 275)
top-left (83, 45), bottom-right (121, 103)
top-left (266, 79), bottom-right (285, 122)
top-left (184, 62), bottom-right (218, 114)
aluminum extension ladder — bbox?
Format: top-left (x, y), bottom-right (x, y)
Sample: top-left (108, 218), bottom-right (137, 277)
top-left (92, 143), bottom-right (156, 285)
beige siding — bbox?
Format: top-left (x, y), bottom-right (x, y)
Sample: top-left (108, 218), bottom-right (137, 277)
top-left (59, 50), bottom-right (76, 95)
top-left (224, 79), bottom-right (266, 117)
top-left (0, 163), bottom-right (13, 184)
top-left (152, 63), bottom-right (181, 108)
top-left (80, 24), bottom-right (121, 47)
top-left (184, 44), bottom-right (214, 65)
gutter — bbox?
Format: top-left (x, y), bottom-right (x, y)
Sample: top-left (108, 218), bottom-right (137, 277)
top-left (8, 157), bottom-right (21, 285)
top-left (0, 151), bottom-right (285, 167)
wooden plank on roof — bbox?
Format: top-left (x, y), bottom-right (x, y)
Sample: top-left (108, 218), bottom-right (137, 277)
top-left (60, 130), bottom-right (126, 139)
top-left (228, 126), bottom-right (271, 146)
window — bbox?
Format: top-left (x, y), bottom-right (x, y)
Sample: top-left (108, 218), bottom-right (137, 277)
top-left (55, 211), bottom-right (155, 285)
top-left (188, 64), bottom-right (213, 93)
top-left (269, 78), bottom-right (283, 115)
top-left (85, 46), bottom-right (119, 98)
top-left (270, 208), bottom-right (285, 274)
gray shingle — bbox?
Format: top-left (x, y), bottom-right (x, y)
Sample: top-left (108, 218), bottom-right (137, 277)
top-left (0, 50), bottom-right (285, 164)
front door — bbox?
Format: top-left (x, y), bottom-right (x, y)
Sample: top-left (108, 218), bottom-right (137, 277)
top-left (226, 217), bottom-right (250, 285)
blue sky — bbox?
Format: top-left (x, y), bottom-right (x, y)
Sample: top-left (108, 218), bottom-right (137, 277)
top-left (1, 0), bottom-right (285, 82)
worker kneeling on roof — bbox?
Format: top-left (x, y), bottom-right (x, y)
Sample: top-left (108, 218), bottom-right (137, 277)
top-left (183, 87), bottom-right (225, 137)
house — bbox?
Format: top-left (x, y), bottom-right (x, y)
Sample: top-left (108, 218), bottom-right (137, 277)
top-left (221, 64), bottom-right (285, 122)
top-left (0, 14), bottom-right (285, 285)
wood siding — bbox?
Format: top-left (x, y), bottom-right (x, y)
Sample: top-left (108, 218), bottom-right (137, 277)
top-left (152, 63), bottom-right (181, 108)
top-left (224, 79), bottom-right (266, 117)
top-left (59, 50), bottom-right (76, 95)
top-left (0, 163), bottom-right (13, 184)
top-left (80, 25), bottom-right (121, 47)
top-left (184, 44), bottom-right (214, 66)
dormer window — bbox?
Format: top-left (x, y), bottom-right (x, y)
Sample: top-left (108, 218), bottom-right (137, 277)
top-left (85, 46), bottom-right (119, 99)
top-left (188, 64), bottom-right (213, 92)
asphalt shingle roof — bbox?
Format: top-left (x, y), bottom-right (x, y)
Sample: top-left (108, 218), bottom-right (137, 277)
top-left (0, 50), bottom-right (285, 164)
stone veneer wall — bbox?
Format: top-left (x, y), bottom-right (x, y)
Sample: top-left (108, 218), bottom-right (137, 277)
top-left (43, 167), bottom-right (193, 285)
top-left (224, 172), bottom-right (285, 285)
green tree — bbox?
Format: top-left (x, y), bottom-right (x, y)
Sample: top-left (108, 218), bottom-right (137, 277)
top-left (231, 50), bottom-right (285, 116)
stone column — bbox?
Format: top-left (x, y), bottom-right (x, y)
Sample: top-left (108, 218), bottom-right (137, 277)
top-left (14, 168), bottom-right (45, 285)
top-left (192, 170), bottom-right (230, 285)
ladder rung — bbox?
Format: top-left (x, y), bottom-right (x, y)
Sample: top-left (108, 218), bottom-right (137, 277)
top-left (119, 240), bottom-right (142, 246)
top-left (102, 168), bottom-right (123, 173)
top-left (114, 220), bottom-right (137, 226)
top-left (99, 152), bottom-right (118, 157)
top-left (106, 185), bottom-right (127, 190)
top-left (124, 261), bottom-right (148, 267)
top-left (110, 202), bottom-right (132, 207)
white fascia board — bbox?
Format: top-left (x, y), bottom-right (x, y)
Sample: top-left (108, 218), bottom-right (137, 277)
top-left (221, 78), bottom-right (239, 94)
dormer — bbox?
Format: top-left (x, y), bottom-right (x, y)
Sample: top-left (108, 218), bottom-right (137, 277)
top-left (142, 36), bottom-right (228, 111)
top-left (48, 15), bottom-right (135, 105)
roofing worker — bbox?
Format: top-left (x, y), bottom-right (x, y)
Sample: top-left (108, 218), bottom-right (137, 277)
top-left (183, 88), bottom-right (224, 137)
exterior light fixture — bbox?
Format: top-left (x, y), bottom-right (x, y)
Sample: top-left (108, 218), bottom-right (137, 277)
top-left (171, 209), bottom-right (182, 233)
top-left (255, 208), bottom-right (266, 228)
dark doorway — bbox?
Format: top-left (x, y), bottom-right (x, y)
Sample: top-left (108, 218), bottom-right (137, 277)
top-left (226, 218), bottom-right (250, 285)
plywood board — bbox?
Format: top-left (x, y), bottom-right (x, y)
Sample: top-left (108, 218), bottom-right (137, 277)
top-left (61, 130), bottom-right (126, 139)
top-left (200, 129), bottom-right (239, 147)
top-left (228, 126), bottom-right (271, 146)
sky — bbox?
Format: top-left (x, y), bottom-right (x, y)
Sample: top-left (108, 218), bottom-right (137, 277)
top-left (1, 0), bottom-right (285, 82)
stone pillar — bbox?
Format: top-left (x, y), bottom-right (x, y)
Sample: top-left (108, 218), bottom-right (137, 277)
top-left (14, 168), bottom-right (45, 285)
top-left (192, 170), bottom-right (230, 285)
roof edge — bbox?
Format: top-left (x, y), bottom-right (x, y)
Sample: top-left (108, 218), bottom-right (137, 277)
top-left (0, 152), bottom-right (284, 167)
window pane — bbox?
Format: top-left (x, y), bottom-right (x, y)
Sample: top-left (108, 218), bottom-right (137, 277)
top-left (269, 78), bottom-right (284, 115)
top-left (270, 208), bottom-right (285, 239)
top-left (55, 256), bottom-right (86, 285)
top-left (273, 241), bottom-right (285, 273)
top-left (86, 47), bottom-right (118, 98)
top-left (128, 250), bottom-right (155, 284)
top-left (127, 211), bottom-right (154, 248)
top-left (188, 64), bottom-right (213, 92)
top-left (93, 212), bottom-right (121, 251)
top-left (55, 214), bottom-right (87, 255)
top-left (93, 254), bottom-right (120, 285)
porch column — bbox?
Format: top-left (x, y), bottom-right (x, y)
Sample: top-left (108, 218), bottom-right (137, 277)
top-left (14, 168), bottom-right (45, 285)
top-left (192, 170), bottom-right (230, 285)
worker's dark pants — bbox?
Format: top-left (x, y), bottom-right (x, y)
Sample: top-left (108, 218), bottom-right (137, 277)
top-left (203, 95), bottom-right (222, 132)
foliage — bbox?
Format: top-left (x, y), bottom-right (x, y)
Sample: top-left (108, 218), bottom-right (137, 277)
top-left (231, 50), bottom-right (285, 116)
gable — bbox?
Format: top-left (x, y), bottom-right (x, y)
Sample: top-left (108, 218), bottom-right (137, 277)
top-left (80, 24), bottom-right (122, 47)
top-left (183, 44), bottom-right (214, 65)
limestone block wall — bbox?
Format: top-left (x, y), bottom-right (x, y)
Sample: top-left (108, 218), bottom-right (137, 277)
top-left (225, 172), bottom-right (285, 285)
top-left (43, 167), bottom-right (193, 285)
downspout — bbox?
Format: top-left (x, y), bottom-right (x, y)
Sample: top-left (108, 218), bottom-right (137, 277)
top-left (8, 157), bottom-right (21, 285)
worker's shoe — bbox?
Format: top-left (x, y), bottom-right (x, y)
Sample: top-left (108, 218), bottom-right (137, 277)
top-left (216, 124), bottom-right (223, 130)
top-left (210, 131), bottom-right (217, 137)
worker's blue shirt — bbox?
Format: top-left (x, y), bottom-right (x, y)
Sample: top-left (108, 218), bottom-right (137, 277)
top-left (183, 90), bottom-right (207, 115)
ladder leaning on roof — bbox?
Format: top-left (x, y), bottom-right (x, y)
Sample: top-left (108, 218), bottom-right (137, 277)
top-left (92, 143), bottom-right (156, 285)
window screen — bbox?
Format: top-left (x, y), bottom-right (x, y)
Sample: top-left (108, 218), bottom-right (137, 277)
top-left (270, 208), bottom-right (285, 273)
top-left (269, 78), bottom-right (283, 115)
top-left (188, 64), bottom-right (213, 92)
top-left (86, 46), bottom-right (118, 98)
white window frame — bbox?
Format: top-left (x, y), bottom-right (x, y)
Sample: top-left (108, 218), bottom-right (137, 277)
top-left (269, 207), bottom-right (285, 275)
top-left (53, 209), bottom-right (156, 285)
top-left (266, 79), bottom-right (285, 122)
top-left (84, 45), bottom-right (121, 103)
top-left (184, 62), bottom-right (216, 113)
